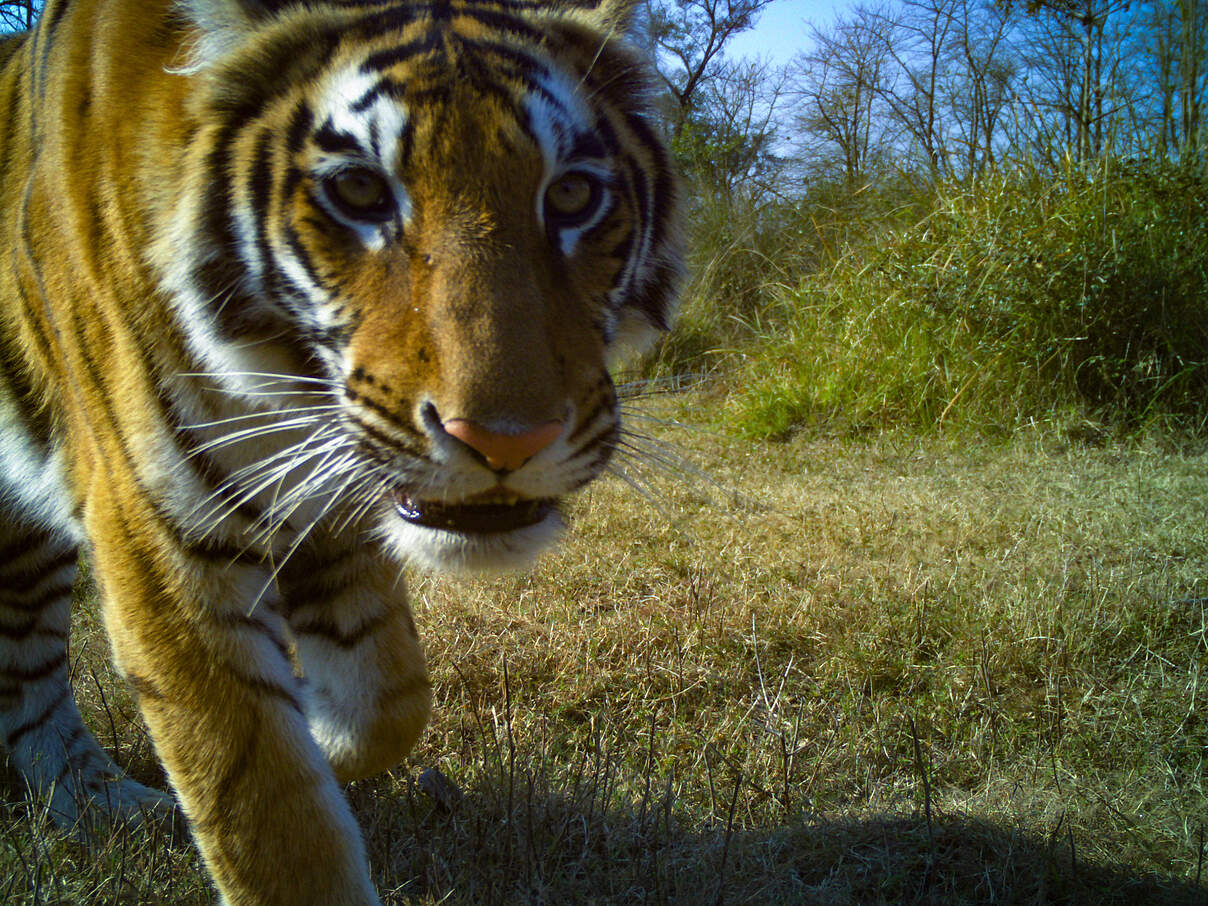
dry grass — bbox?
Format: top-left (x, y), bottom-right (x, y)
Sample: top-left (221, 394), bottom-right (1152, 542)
top-left (3, 389), bottom-right (1207, 904)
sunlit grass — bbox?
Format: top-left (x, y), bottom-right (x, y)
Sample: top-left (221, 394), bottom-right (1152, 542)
top-left (3, 393), bottom-right (1204, 904)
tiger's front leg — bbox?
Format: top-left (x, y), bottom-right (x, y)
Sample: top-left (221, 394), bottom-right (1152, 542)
top-left (278, 548), bottom-right (432, 783)
top-left (90, 491), bottom-right (381, 906)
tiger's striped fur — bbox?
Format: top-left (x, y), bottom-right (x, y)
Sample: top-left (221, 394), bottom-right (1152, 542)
top-left (0, 1), bottom-right (679, 903)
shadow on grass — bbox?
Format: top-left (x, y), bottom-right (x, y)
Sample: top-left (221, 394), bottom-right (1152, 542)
top-left (351, 768), bottom-right (1205, 906)
top-left (1, 756), bottom-right (1203, 905)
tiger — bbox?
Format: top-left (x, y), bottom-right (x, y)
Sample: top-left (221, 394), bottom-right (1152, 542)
top-left (0, 0), bottom-right (680, 903)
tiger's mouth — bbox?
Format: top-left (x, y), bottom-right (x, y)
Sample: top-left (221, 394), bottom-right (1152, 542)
top-left (392, 492), bottom-right (556, 534)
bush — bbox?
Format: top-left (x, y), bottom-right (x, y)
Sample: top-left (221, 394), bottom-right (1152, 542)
top-left (725, 157), bottom-right (1208, 438)
top-left (645, 175), bottom-right (924, 380)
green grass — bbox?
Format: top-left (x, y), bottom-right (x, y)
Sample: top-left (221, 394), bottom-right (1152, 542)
top-left (3, 393), bottom-right (1206, 903)
top-left (720, 159), bottom-right (1208, 439)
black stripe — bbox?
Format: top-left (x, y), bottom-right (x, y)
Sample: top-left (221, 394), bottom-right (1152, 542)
top-left (249, 126), bottom-right (278, 305)
top-left (127, 330), bottom-right (272, 531)
top-left (230, 668), bottom-right (304, 713)
top-left (281, 223), bottom-right (334, 303)
top-left (71, 325), bottom-right (257, 565)
top-left (567, 414), bottom-right (618, 458)
top-left (348, 414), bottom-right (426, 462)
top-left (621, 150), bottom-right (651, 253)
top-left (0, 616), bottom-right (38, 640)
top-left (107, 516), bottom-right (300, 716)
top-left (570, 131), bottom-right (611, 162)
top-left (281, 162), bottom-right (307, 203)
top-left (277, 551), bottom-right (358, 610)
top-left (627, 260), bottom-right (680, 331)
top-left (361, 33), bottom-right (443, 76)
top-left (344, 387), bottom-right (426, 442)
top-left (452, 62), bottom-right (529, 129)
top-left (0, 549), bottom-right (76, 596)
top-left (378, 675), bottom-right (433, 703)
top-left (0, 651), bottom-right (67, 683)
top-left (196, 136), bottom-right (271, 346)
top-left (458, 37), bottom-right (549, 85)
top-left (6, 685), bottom-right (68, 748)
top-left (292, 611), bottom-right (389, 649)
top-left (566, 382), bottom-right (616, 445)
top-left (591, 111), bottom-right (623, 157)
top-left (366, 115), bottom-right (384, 159)
top-left (40, 0), bottom-right (71, 41)
top-left (285, 101), bottom-right (315, 156)
top-left (398, 113), bottom-right (417, 167)
top-left (458, 5), bottom-right (547, 45)
top-left (16, 207), bottom-right (64, 367)
top-left (192, 33), bottom-right (344, 335)
top-left (609, 230), bottom-right (635, 263)
top-left (569, 446), bottom-right (614, 489)
top-left (0, 582), bottom-right (74, 615)
top-left (347, 6), bottom-right (426, 43)
top-left (52, 724), bottom-right (92, 789)
top-left (0, 529), bottom-right (55, 566)
top-left (260, 250), bottom-right (326, 331)
top-left (33, 0), bottom-right (71, 103)
top-left (620, 114), bottom-right (676, 252)
top-left (313, 122), bottom-right (364, 156)
top-left (213, 610), bottom-right (292, 664)
top-left (0, 63), bottom-right (25, 190)
top-left (566, 408), bottom-right (615, 449)
top-left (125, 672), bottom-right (166, 701)
top-left (108, 514), bottom-right (292, 710)
top-left (0, 317), bottom-right (56, 452)
top-left (210, 728), bottom-right (259, 819)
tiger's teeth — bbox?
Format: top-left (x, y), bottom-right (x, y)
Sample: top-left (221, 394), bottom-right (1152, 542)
top-left (466, 491), bottom-right (523, 506)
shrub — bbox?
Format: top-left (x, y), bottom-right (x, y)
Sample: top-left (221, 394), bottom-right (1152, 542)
top-left (726, 157), bottom-right (1208, 438)
top-left (645, 175), bottom-right (924, 381)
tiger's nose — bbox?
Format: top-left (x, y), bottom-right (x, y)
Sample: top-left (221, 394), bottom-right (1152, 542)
top-left (442, 418), bottom-right (564, 472)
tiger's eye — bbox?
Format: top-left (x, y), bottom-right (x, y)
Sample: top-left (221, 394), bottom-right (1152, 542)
top-left (326, 167), bottom-right (392, 220)
top-left (545, 173), bottom-right (597, 220)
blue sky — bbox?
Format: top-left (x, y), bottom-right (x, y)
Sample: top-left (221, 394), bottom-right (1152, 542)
top-left (725, 0), bottom-right (850, 65)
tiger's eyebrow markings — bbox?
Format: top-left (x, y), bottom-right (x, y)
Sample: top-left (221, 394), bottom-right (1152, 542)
top-left (285, 103), bottom-right (315, 155)
top-left (346, 73), bottom-right (397, 110)
top-left (313, 122), bottom-right (365, 156)
top-left (569, 132), bottom-right (610, 162)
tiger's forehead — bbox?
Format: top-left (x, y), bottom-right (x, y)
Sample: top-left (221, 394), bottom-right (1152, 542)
top-left (312, 66), bottom-right (411, 162)
top-left (308, 34), bottom-right (600, 175)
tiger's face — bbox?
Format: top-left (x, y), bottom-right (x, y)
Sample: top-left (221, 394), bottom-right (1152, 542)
top-left (160, 1), bottom-right (679, 572)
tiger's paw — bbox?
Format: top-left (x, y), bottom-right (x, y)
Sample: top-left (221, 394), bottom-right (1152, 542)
top-left (42, 769), bottom-right (180, 841)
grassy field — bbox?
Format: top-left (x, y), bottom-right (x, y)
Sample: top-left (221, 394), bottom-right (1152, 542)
top-left (3, 389), bottom-right (1207, 904)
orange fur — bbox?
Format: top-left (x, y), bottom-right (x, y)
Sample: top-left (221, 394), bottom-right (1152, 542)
top-left (0, 1), bottom-right (678, 903)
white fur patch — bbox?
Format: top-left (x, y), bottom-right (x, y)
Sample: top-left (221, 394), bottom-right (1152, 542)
top-left (0, 409), bottom-right (78, 540)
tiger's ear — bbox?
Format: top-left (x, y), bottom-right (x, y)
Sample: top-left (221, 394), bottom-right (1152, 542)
top-left (568, 0), bottom-right (646, 42)
top-left (591, 0), bottom-right (642, 31)
top-left (175, 0), bottom-right (291, 67)
top-left (177, 0), bottom-right (286, 31)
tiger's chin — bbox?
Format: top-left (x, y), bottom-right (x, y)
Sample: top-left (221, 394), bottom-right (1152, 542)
top-left (379, 495), bottom-right (567, 574)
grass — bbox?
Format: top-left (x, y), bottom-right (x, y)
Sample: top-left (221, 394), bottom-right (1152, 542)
top-left (721, 158), bottom-right (1208, 439)
top-left (2, 390), bottom-right (1206, 904)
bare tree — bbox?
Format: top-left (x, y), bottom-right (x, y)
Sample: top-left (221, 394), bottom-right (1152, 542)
top-left (676, 56), bottom-right (789, 200)
top-left (1146, 0), bottom-right (1208, 157)
top-left (946, 0), bottom-right (1016, 171)
top-left (0, 0), bottom-right (37, 33)
top-left (1008, 0), bottom-right (1133, 161)
top-left (790, 5), bottom-right (898, 187)
top-left (869, 0), bottom-right (958, 178)
top-left (648, 0), bottom-right (778, 134)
